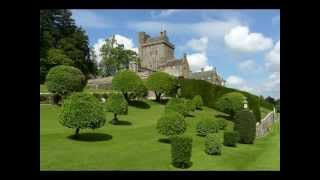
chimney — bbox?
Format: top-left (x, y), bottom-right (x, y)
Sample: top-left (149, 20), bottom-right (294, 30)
top-left (201, 68), bottom-right (204, 72)
top-left (160, 31), bottom-right (163, 37)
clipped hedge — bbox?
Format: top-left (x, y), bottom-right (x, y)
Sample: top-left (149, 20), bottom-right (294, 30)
top-left (178, 79), bottom-right (264, 122)
top-left (196, 117), bottom-right (219, 136)
top-left (216, 118), bottom-right (228, 130)
top-left (234, 110), bottom-right (256, 144)
top-left (165, 97), bottom-right (189, 116)
top-left (205, 133), bottom-right (222, 155)
top-left (157, 111), bottom-right (186, 137)
top-left (170, 135), bottom-right (193, 168)
top-left (223, 131), bottom-right (240, 147)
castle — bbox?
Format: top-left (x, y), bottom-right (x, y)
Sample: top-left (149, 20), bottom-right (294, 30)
top-left (129, 30), bottom-right (225, 86)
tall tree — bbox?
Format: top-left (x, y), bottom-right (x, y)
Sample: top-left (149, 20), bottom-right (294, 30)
top-left (40, 9), bottom-right (97, 83)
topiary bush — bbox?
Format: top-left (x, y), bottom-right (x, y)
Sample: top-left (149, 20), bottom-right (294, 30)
top-left (105, 93), bottom-right (128, 124)
top-left (165, 98), bottom-right (189, 116)
top-left (214, 92), bottom-right (246, 118)
top-left (184, 98), bottom-right (196, 112)
top-left (46, 65), bottom-right (86, 100)
top-left (216, 118), bottom-right (228, 130)
top-left (192, 95), bottom-right (203, 109)
top-left (156, 111), bottom-right (186, 137)
top-left (112, 70), bottom-right (147, 102)
top-left (205, 133), bottom-right (222, 155)
top-left (196, 117), bottom-right (219, 136)
top-left (234, 110), bottom-right (256, 144)
top-left (170, 135), bottom-right (193, 168)
top-left (59, 92), bottom-right (106, 138)
top-left (178, 79), bottom-right (262, 122)
top-left (223, 131), bottom-right (240, 147)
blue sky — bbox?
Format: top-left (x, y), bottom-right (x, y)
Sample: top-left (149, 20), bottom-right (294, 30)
top-left (71, 9), bottom-right (280, 99)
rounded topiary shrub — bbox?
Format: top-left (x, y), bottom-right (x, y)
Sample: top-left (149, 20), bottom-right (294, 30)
top-left (192, 95), bottom-right (203, 109)
top-left (214, 92), bottom-right (246, 118)
top-left (196, 117), bottom-right (219, 136)
top-left (205, 133), bottom-right (222, 155)
top-left (184, 98), bottom-right (196, 112)
top-left (157, 111), bottom-right (186, 137)
top-left (216, 118), bottom-right (228, 130)
top-left (59, 92), bottom-right (106, 138)
top-left (223, 131), bottom-right (240, 147)
top-left (46, 65), bottom-right (86, 98)
top-left (165, 98), bottom-right (189, 116)
top-left (105, 93), bottom-right (128, 124)
top-left (234, 110), bottom-right (256, 144)
top-left (170, 135), bottom-right (193, 168)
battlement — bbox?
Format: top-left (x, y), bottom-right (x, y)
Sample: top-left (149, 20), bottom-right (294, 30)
top-left (138, 31), bottom-right (174, 49)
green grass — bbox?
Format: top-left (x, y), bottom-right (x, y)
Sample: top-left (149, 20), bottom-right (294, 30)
top-left (40, 100), bottom-right (280, 170)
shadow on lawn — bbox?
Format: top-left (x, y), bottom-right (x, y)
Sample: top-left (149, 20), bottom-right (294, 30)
top-left (215, 114), bottom-right (233, 121)
top-left (68, 133), bottom-right (112, 142)
top-left (158, 138), bottom-right (171, 144)
top-left (185, 114), bottom-right (195, 118)
top-left (129, 100), bottom-right (150, 109)
top-left (109, 120), bottom-right (132, 125)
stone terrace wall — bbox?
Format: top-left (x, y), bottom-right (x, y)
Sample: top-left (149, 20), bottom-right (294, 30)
top-left (256, 110), bottom-right (276, 137)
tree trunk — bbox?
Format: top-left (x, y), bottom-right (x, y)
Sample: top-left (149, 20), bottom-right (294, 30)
top-left (155, 92), bottom-right (161, 102)
top-left (74, 128), bottom-right (80, 138)
top-left (112, 113), bottom-right (118, 124)
top-left (123, 92), bottom-right (129, 102)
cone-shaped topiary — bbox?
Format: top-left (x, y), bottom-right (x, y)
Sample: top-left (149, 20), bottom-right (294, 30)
top-left (59, 92), bottom-right (106, 138)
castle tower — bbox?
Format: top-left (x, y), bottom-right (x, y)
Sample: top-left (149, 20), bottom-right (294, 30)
top-left (138, 31), bottom-right (175, 71)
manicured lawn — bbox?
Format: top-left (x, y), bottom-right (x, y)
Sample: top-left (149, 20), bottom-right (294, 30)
top-left (40, 100), bottom-right (280, 170)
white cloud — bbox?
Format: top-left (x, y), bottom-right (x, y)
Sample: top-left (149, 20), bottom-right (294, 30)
top-left (72, 10), bottom-right (109, 29)
top-left (265, 40), bottom-right (280, 72)
top-left (237, 59), bottom-right (262, 74)
top-left (186, 37), bottom-right (208, 52)
top-left (226, 75), bottom-right (245, 86)
top-left (159, 10), bottom-right (181, 17)
top-left (204, 65), bottom-right (213, 71)
top-left (128, 18), bottom-right (241, 41)
top-left (93, 34), bottom-right (138, 63)
top-left (187, 52), bottom-right (209, 72)
top-left (224, 25), bottom-right (273, 52)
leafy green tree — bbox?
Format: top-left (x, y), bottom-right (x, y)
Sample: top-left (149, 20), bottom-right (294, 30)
top-left (265, 96), bottom-right (276, 105)
top-left (105, 93), bottom-right (128, 124)
top-left (40, 9), bottom-right (97, 83)
top-left (112, 70), bottom-right (147, 101)
top-left (59, 92), bottom-right (106, 138)
top-left (100, 37), bottom-right (139, 76)
top-left (146, 72), bottom-right (175, 102)
top-left (45, 65), bottom-right (86, 103)
top-left (192, 95), bottom-right (203, 109)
